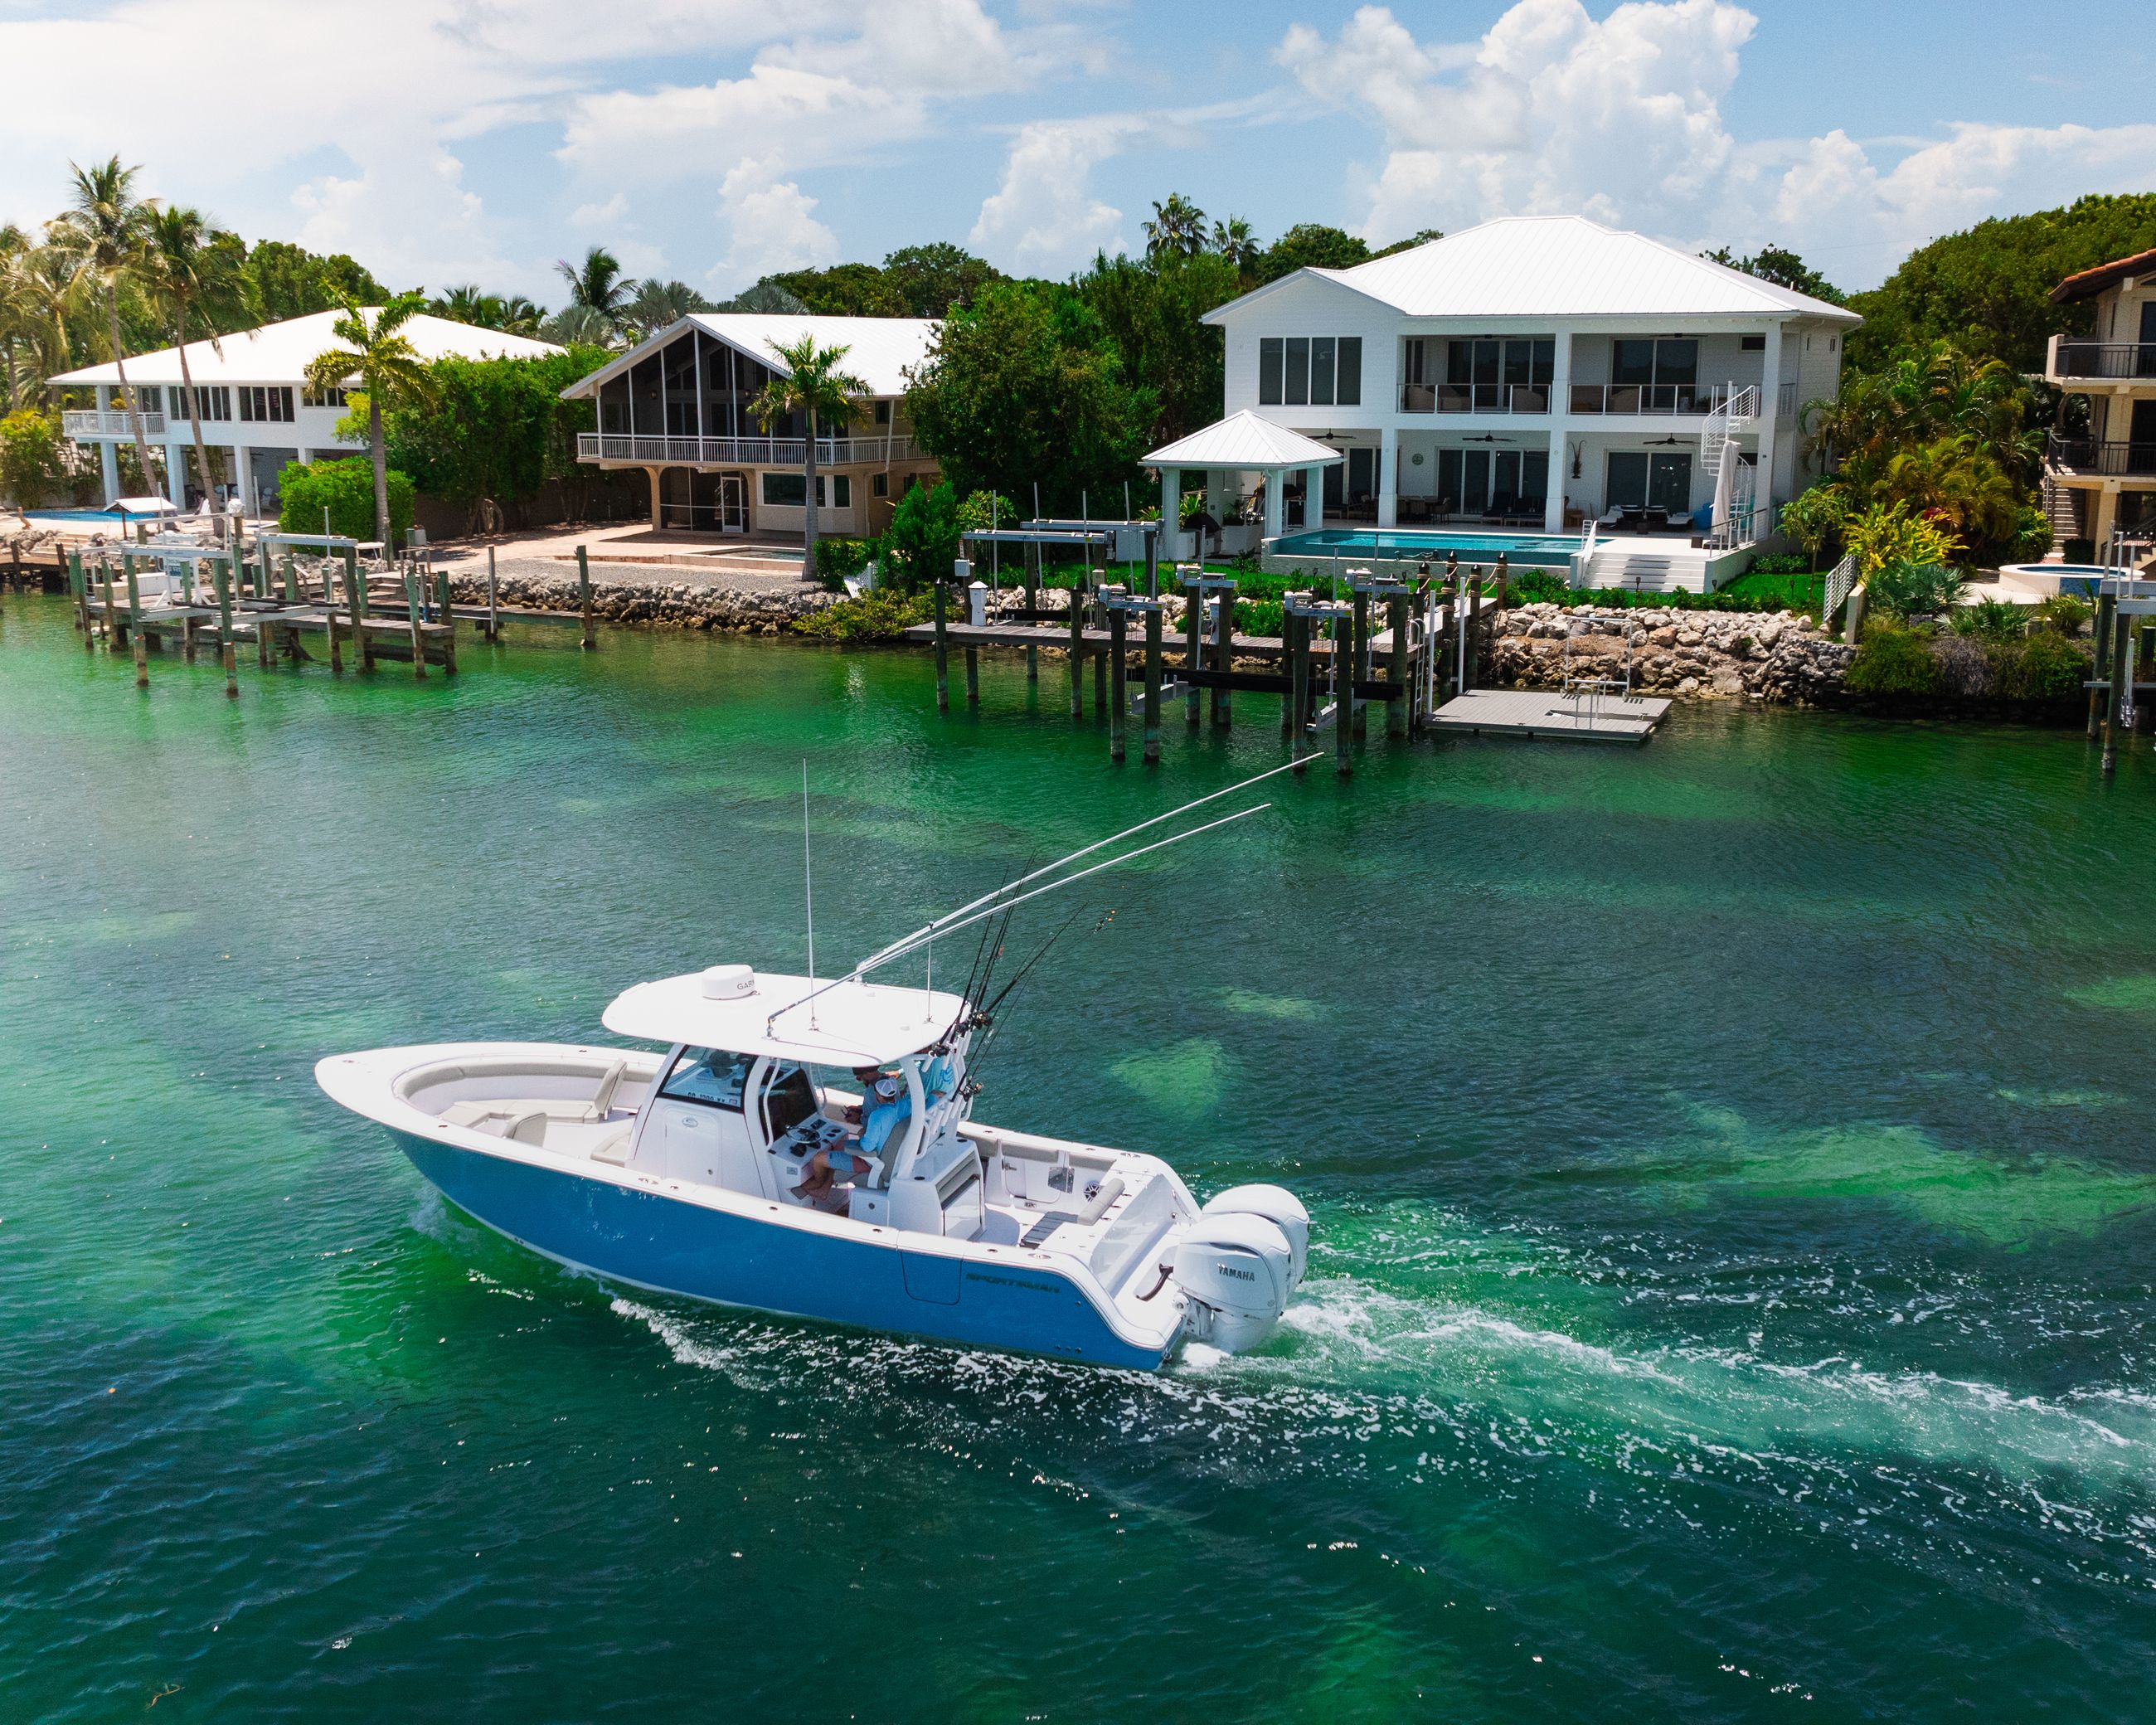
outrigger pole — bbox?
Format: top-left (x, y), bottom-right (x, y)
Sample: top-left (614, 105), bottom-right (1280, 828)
top-left (765, 756), bottom-right (1305, 1033)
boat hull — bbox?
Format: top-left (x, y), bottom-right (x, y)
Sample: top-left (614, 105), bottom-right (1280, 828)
top-left (392, 1130), bottom-right (1170, 1371)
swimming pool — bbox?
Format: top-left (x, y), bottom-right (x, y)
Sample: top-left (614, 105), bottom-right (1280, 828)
top-left (18, 507), bottom-right (176, 524)
top-left (1271, 527), bottom-right (1580, 567)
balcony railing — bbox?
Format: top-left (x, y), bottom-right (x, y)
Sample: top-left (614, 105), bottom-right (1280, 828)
top-left (2047, 433), bottom-right (2156, 477)
top-left (2048, 338), bottom-right (2156, 382)
top-left (64, 408), bottom-right (167, 439)
top-left (1568, 383), bottom-right (1738, 416)
top-left (1398, 382), bottom-right (1551, 415)
top-left (576, 431), bottom-right (914, 466)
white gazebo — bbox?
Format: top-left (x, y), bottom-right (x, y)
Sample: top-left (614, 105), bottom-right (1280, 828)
top-left (1146, 410), bottom-right (1344, 553)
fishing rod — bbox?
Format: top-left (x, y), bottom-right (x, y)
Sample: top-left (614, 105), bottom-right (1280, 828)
top-left (766, 802), bottom-right (1271, 1032)
top-left (850, 756), bottom-right (1309, 979)
top-left (962, 906), bottom-right (1094, 1088)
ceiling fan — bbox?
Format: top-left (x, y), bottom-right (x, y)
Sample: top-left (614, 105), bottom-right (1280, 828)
top-left (1463, 432), bottom-right (1515, 445)
top-left (1643, 434), bottom-right (1686, 446)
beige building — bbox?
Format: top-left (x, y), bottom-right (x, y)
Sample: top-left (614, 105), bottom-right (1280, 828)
top-left (558, 313), bottom-right (942, 539)
top-left (2044, 247), bottom-right (2156, 552)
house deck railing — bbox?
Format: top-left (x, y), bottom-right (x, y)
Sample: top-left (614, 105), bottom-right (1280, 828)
top-left (1566, 383), bottom-right (1741, 417)
top-left (576, 432), bottom-right (914, 467)
top-left (64, 408), bottom-right (167, 439)
top-left (2047, 434), bottom-right (2156, 478)
top-left (2047, 337), bottom-right (2156, 382)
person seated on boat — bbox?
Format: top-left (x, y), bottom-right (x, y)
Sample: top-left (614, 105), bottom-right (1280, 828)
top-left (794, 1071), bottom-right (909, 1199)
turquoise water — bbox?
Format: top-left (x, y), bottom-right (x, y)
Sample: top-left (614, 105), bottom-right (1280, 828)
top-left (5, 594), bottom-right (2156, 1720)
top-left (1275, 527), bottom-right (1579, 566)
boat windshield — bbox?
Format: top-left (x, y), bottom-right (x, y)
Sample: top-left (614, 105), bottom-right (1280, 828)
top-left (761, 1062), bottom-right (821, 1139)
top-left (658, 1047), bottom-right (752, 1110)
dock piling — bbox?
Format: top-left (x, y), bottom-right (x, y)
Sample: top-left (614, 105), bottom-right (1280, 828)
top-left (124, 557), bottom-right (147, 688)
top-left (1212, 586), bottom-right (1236, 727)
top-left (486, 545), bottom-right (499, 642)
top-left (2090, 593), bottom-right (2115, 741)
top-left (1386, 591), bottom-right (1409, 738)
top-left (1182, 580), bottom-right (1202, 728)
top-left (212, 559), bottom-right (237, 698)
top-left (1108, 604), bottom-right (1128, 762)
top-left (576, 544), bottom-right (595, 649)
top-left (1337, 605), bottom-right (1357, 777)
top-left (405, 566), bottom-right (428, 680)
top-left (2102, 605), bottom-right (2129, 775)
top-left (1067, 582), bottom-right (1085, 718)
top-left (437, 569), bottom-right (458, 674)
top-left (1143, 604), bottom-right (1163, 765)
top-left (934, 576), bottom-right (950, 712)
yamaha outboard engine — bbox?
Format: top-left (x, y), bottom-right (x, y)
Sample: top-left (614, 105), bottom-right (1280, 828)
top-left (1171, 1184), bottom-right (1312, 1353)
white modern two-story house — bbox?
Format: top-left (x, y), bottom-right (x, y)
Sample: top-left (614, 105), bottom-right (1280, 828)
top-left (559, 313), bottom-right (942, 539)
top-left (1174, 216), bottom-right (1859, 587)
top-left (2042, 245), bottom-right (2156, 555)
top-left (54, 309), bottom-right (561, 516)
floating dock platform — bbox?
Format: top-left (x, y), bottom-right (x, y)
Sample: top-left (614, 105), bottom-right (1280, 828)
top-left (1428, 688), bottom-right (1670, 743)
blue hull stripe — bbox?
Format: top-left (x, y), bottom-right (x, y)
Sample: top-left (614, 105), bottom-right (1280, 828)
top-left (396, 1133), bottom-right (1165, 1369)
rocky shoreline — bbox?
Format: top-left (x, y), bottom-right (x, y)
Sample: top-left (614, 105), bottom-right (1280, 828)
top-left (444, 572), bottom-right (1866, 707)
top-left (448, 568), bottom-right (839, 634)
top-left (1485, 603), bottom-right (1857, 706)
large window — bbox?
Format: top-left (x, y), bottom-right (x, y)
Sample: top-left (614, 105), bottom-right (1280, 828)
top-left (167, 385), bottom-right (231, 422)
top-left (1441, 338), bottom-right (1554, 411)
top-left (1606, 450), bottom-right (1693, 513)
top-left (760, 473), bottom-right (851, 508)
top-left (1435, 448), bottom-right (1551, 518)
top-left (1258, 336), bottom-right (1362, 407)
top-left (238, 385), bottom-right (294, 423)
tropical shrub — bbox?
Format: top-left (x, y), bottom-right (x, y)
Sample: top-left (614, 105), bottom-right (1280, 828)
top-left (1992, 631), bottom-right (2090, 702)
top-left (1843, 501), bottom-right (1963, 576)
top-left (0, 409), bottom-right (68, 507)
top-left (813, 537), bottom-right (876, 590)
top-left (1865, 559), bottom-right (1967, 620)
top-left (1779, 483), bottom-right (1852, 568)
top-left (1930, 631), bottom-right (1993, 697)
top-left (956, 489), bottom-right (1017, 532)
top-left (278, 458), bottom-right (413, 542)
top-left (1844, 621), bottom-right (1944, 696)
top-left (881, 480), bottom-right (961, 593)
top-left (2032, 594), bottom-right (2091, 634)
top-left (1949, 597), bottom-right (2027, 644)
top-left (1504, 567), bottom-right (1574, 605)
top-left (793, 589), bottom-right (930, 642)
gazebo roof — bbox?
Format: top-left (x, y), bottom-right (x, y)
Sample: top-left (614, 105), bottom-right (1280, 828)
top-left (1145, 411), bottom-right (1343, 471)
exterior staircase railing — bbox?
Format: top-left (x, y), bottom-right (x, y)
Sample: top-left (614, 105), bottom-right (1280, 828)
top-left (1822, 552), bottom-right (1859, 627)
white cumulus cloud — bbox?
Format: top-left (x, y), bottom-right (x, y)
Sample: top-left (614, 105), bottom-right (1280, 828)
top-left (969, 117), bottom-right (1141, 275)
top-left (1276, 0), bottom-right (2156, 287)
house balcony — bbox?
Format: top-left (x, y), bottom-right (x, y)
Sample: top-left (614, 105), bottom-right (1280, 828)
top-left (576, 431), bottom-right (915, 467)
top-left (1566, 383), bottom-right (1744, 417)
top-left (2047, 433), bottom-right (2156, 479)
top-left (1398, 382), bottom-right (1551, 415)
top-left (64, 408), bottom-right (166, 439)
top-left (2046, 337), bottom-right (2156, 386)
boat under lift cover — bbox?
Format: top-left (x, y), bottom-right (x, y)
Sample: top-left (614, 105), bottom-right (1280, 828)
top-left (601, 969), bottom-right (970, 1068)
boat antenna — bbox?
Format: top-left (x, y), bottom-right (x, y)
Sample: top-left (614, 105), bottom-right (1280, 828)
top-left (801, 760), bottom-right (818, 1028)
top-left (767, 799), bottom-right (1274, 1033)
top-left (852, 756), bottom-right (1308, 977)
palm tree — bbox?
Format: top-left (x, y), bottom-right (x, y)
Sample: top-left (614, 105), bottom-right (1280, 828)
top-left (0, 229), bottom-right (81, 411)
top-left (303, 292), bottom-right (436, 547)
top-left (750, 334), bottom-right (868, 580)
top-left (143, 206), bottom-right (255, 524)
top-left (1211, 216), bottom-right (1260, 275)
top-left (555, 246), bottom-right (634, 334)
top-left (538, 302), bottom-right (613, 347)
top-left (51, 157), bottom-right (158, 498)
top-left (1144, 193), bottom-right (1207, 261)
top-left (619, 279), bottom-right (715, 341)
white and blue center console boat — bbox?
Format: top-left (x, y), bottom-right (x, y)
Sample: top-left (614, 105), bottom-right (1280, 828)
top-left (317, 963), bottom-right (1309, 1369)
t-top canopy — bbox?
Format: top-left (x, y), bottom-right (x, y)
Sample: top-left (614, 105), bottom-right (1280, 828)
top-left (601, 969), bottom-right (969, 1068)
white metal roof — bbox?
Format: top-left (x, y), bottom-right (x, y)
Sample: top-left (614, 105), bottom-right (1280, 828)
top-left (560, 313), bottom-right (939, 401)
top-left (601, 969), bottom-right (967, 1068)
top-left (51, 309), bottom-right (563, 388)
top-left (1207, 216), bottom-right (1862, 326)
top-left (1145, 411), bottom-right (1345, 470)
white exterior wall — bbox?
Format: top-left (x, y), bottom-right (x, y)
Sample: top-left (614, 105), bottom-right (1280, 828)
top-left (1217, 271), bottom-right (1848, 537)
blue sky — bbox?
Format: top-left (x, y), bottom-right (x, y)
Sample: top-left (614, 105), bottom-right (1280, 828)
top-left (4, 0), bottom-right (2153, 304)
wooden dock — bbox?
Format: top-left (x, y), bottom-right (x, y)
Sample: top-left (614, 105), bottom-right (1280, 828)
top-left (1428, 688), bottom-right (1670, 743)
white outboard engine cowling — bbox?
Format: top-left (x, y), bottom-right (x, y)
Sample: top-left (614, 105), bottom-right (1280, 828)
top-left (1172, 1212), bottom-right (1295, 1353)
top-left (1197, 1185), bottom-right (1309, 1294)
